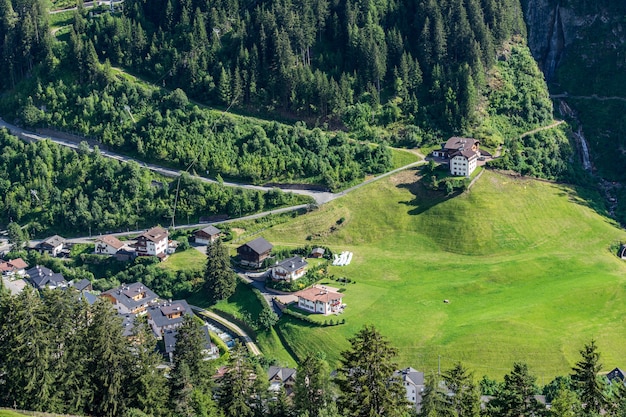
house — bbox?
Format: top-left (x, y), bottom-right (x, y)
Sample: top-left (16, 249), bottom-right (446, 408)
top-left (295, 286), bottom-right (344, 315)
top-left (237, 237), bottom-right (273, 268)
top-left (0, 258), bottom-right (28, 276)
top-left (36, 235), bottom-right (66, 257)
top-left (147, 299), bottom-right (192, 338)
top-left (310, 247), bottom-right (325, 258)
top-left (25, 265), bottom-right (67, 290)
top-left (432, 137), bottom-right (480, 159)
top-left (95, 235), bottom-right (126, 255)
top-left (135, 226), bottom-right (169, 259)
top-left (268, 366), bottom-right (297, 396)
top-left (101, 282), bottom-right (159, 314)
top-left (394, 367), bottom-right (425, 412)
top-left (163, 327), bottom-right (219, 363)
top-left (607, 367), bottom-right (626, 384)
top-left (450, 148), bottom-right (479, 177)
top-left (272, 256), bottom-right (308, 282)
top-left (70, 278), bottom-right (93, 292)
top-left (194, 225), bottom-right (221, 244)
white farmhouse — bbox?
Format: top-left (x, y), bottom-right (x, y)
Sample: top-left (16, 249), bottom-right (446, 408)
top-left (450, 149), bottom-right (479, 177)
top-left (295, 286), bottom-right (344, 315)
top-left (272, 256), bottom-right (308, 282)
top-left (135, 226), bottom-right (169, 259)
top-left (95, 234), bottom-right (126, 255)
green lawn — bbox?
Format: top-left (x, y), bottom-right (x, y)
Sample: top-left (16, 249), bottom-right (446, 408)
top-left (159, 249), bottom-right (206, 272)
top-left (0, 412), bottom-right (29, 417)
top-left (224, 168), bottom-right (626, 379)
top-left (390, 148), bottom-right (420, 169)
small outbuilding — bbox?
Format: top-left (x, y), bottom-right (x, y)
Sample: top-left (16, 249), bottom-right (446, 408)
top-left (194, 225), bottom-right (222, 245)
top-left (310, 247), bottom-right (325, 258)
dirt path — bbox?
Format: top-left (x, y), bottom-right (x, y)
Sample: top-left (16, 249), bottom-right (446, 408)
top-left (551, 93), bottom-right (626, 103)
top-left (519, 120), bottom-right (565, 139)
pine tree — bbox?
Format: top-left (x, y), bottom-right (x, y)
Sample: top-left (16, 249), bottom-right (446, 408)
top-left (204, 238), bottom-right (236, 304)
top-left (442, 363), bottom-right (480, 417)
top-left (485, 362), bottom-right (545, 417)
top-left (549, 382), bottom-right (582, 417)
top-left (571, 340), bottom-right (607, 416)
top-left (294, 353), bottom-right (331, 417)
top-left (336, 325), bottom-right (408, 417)
top-left (86, 300), bottom-right (132, 417)
top-left (217, 341), bottom-right (258, 417)
top-left (418, 373), bottom-right (452, 417)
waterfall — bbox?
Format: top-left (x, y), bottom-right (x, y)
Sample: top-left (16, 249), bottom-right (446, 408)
top-left (544, 4), bottom-right (565, 81)
top-left (573, 127), bottom-right (592, 171)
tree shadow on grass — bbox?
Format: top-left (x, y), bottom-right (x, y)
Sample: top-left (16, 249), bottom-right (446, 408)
top-left (395, 166), bottom-right (460, 215)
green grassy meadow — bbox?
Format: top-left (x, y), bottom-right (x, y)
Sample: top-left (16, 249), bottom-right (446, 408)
top-left (158, 249), bottom-right (206, 272)
top-left (232, 169), bottom-right (626, 379)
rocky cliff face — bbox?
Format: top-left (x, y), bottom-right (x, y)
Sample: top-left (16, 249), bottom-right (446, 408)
top-left (521, 0), bottom-right (626, 86)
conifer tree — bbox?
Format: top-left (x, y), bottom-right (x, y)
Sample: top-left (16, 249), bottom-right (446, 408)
top-left (217, 341), bottom-right (258, 417)
top-left (294, 353), bottom-right (331, 417)
top-left (442, 363), bottom-right (480, 417)
top-left (336, 325), bottom-right (408, 417)
top-left (571, 340), bottom-right (607, 416)
top-left (485, 362), bottom-right (545, 417)
top-left (418, 373), bottom-right (452, 417)
top-left (204, 238), bottom-right (236, 304)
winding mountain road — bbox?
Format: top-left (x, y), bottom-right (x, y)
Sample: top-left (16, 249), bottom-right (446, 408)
top-left (0, 118), bottom-right (424, 208)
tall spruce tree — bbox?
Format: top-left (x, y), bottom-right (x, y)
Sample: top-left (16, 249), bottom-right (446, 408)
top-left (442, 363), bottom-right (480, 417)
top-left (169, 315), bottom-right (218, 417)
top-left (571, 340), bottom-right (607, 416)
top-left (485, 362), bottom-right (545, 417)
top-left (336, 325), bottom-right (408, 417)
top-left (217, 341), bottom-right (259, 417)
top-left (418, 373), bottom-right (452, 417)
top-left (86, 300), bottom-right (132, 417)
top-left (294, 353), bottom-right (331, 417)
top-left (204, 238), bottom-right (236, 304)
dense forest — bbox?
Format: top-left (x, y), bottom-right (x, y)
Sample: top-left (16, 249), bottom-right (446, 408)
top-left (0, 0), bottom-right (575, 188)
top-left (0, 129), bottom-right (310, 235)
top-left (2, 287), bottom-right (625, 417)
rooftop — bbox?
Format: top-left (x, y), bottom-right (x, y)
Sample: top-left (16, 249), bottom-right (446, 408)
top-left (102, 282), bottom-right (158, 310)
top-left (139, 226), bottom-right (168, 243)
top-left (97, 234), bottom-right (125, 250)
top-left (295, 286), bottom-right (343, 303)
top-left (239, 237), bottom-right (273, 255)
top-left (148, 300), bottom-right (192, 328)
top-left (40, 235), bottom-right (65, 248)
top-left (197, 225), bottom-right (221, 236)
top-left (275, 256), bottom-right (308, 273)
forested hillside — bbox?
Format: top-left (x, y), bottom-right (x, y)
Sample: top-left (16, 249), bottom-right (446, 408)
top-left (0, 129), bottom-right (309, 235)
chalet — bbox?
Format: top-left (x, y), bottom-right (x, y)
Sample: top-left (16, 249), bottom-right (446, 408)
top-left (70, 278), bottom-right (93, 292)
top-left (310, 247), bottom-right (325, 258)
top-left (194, 225), bottom-right (221, 245)
top-left (26, 265), bottom-right (67, 290)
top-left (295, 286), bottom-right (344, 315)
top-left (135, 226), bottom-right (169, 259)
top-left (101, 282), bottom-right (159, 314)
top-left (36, 235), bottom-right (66, 257)
top-left (394, 367), bottom-right (425, 412)
top-left (607, 367), bottom-right (626, 384)
top-left (147, 299), bottom-right (192, 338)
top-left (268, 366), bottom-right (297, 396)
top-left (1, 276), bottom-right (26, 295)
top-left (95, 235), bottom-right (126, 255)
top-left (0, 258), bottom-right (28, 276)
top-left (272, 256), bottom-right (308, 282)
top-left (163, 327), bottom-right (219, 363)
top-left (237, 237), bottom-right (273, 268)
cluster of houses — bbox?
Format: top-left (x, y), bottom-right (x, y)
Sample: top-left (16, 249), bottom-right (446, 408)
top-left (236, 236), bottom-right (345, 315)
top-left (101, 281), bottom-right (219, 362)
top-left (432, 137), bottom-right (488, 178)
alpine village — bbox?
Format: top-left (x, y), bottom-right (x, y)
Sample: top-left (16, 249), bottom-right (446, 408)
top-left (1, 0), bottom-right (626, 416)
